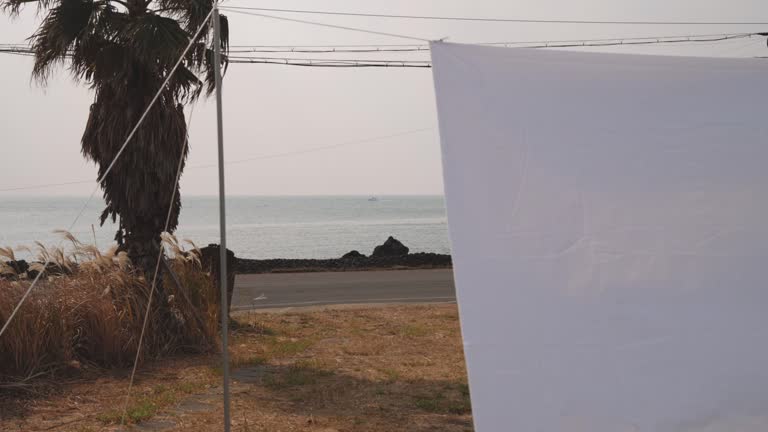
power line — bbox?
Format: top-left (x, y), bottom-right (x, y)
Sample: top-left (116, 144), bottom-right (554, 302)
top-left (228, 55), bottom-right (429, 63)
top-left (227, 55), bottom-right (431, 67)
top-left (230, 43), bottom-right (428, 48)
top-left (6, 33), bottom-right (761, 67)
top-left (222, 9), bottom-right (432, 42)
top-left (1, 34), bottom-right (764, 188)
top-left (480, 32), bottom-right (766, 47)
top-left (221, 6), bottom-right (768, 26)
top-left (3, 33), bottom-right (763, 57)
top-left (230, 59), bottom-right (431, 67)
top-left (516, 33), bottom-right (759, 48)
top-left (227, 34), bottom-right (765, 66)
top-left (226, 32), bottom-right (763, 48)
top-left (223, 32), bottom-right (762, 52)
top-left (228, 47), bottom-right (430, 53)
top-left (0, 49), bottom-right (35, 57)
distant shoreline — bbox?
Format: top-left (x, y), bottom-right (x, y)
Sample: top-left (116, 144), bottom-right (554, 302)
top-left (1, 252), bottom-right (452, 279)
top-left (236, 252), bottom-right (452, 274)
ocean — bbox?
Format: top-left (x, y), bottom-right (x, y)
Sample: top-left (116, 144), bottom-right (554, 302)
top-left (0, 196), bottom-right (450, 260)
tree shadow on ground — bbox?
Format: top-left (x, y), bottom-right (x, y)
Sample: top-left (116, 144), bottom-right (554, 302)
top-left (225, 362), bottom-right (473, 431)
top-left (0, 354), bottom-right (207, 425)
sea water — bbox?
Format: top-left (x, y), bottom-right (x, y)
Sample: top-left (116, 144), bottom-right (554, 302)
top-left (0, 196), bottom-right (450, 259)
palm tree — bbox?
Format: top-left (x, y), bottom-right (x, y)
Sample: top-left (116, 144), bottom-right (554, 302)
top-left (3, 0), bottom-right (228, 272)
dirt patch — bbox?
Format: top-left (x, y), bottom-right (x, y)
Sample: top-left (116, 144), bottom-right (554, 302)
top-left (1, 304), bottom-right (472, 432)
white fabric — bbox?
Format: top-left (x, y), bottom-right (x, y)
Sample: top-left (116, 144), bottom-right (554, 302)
top-left (430, 42), bottom-right (768, 432)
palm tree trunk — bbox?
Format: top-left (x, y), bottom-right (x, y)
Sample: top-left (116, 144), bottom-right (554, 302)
top-left (121, 216), bottom-right (163, 275)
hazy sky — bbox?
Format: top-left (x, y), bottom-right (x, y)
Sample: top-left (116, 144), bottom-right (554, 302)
top-left (1, 0), bottom-right (766, 196)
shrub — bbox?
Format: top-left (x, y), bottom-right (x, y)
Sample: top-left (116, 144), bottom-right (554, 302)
top-left (0, 233), bottom-right (219, 382)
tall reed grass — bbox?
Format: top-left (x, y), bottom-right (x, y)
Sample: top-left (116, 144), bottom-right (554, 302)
top-left (0, 233), bottom-right (220, 382)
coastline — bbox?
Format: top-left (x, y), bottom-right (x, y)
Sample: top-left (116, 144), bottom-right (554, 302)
top-left (2, 252), bottom-right (452, 279)
top-left (236, 252), bottom-right (452, 274)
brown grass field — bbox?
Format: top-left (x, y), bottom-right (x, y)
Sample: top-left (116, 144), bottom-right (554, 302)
top-left (0, 304), bottom-right (473, 432)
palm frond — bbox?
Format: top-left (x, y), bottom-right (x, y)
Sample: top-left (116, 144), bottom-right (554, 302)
top-left (30, 0), bottom-right (98, 83)
top-left (2, 0), bottom-right (59, 16)
top-left (155, 0), bottom-right (213, 35)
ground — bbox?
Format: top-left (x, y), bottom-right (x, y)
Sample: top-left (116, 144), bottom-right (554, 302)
top-left (0, 304), bottom-right (473, 432)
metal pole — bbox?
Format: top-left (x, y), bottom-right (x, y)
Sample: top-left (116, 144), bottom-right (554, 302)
top-left (212, 6), bottom-right (231, 432)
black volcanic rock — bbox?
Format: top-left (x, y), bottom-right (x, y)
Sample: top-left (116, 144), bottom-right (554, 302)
top-left (341, 250), bottom-right (366, 259)
top-left (6, 260), bottom-right (29, 275)
top-left (236, 252), bottom-right (451, 274)
top-left (371, 236), bottom-right (409, 257)
top-left (200, 244), bottom-right (237, 316)
top-left (1, 259), bottom-right (65, 279)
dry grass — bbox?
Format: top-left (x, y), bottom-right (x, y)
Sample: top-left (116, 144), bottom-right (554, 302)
top-left (0, 233), bottom-right (220, 382)
top-left (0, 304), bottom-right (473, 431)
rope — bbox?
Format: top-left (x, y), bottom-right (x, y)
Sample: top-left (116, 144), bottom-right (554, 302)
top-left (187, 127), bottom-right (434, 169)
top-left (0, 179), bottom-right (93, 193)
top-left (119, 103), bottom-right (196, 426)
top-left (0, 190), bottom-right (100, 338)
top-left (222, 8), bottom-right (432, 42)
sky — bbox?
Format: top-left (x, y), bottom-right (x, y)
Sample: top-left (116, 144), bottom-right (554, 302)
top-left (1, 0), bottom-right (767, 197)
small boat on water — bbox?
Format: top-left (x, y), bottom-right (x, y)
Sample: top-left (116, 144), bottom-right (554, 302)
top-left (368, 197), bottom-right (379, 202)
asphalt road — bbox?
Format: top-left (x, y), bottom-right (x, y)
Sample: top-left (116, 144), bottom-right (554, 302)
top-left (232, 269), bottom-right (456, 310)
